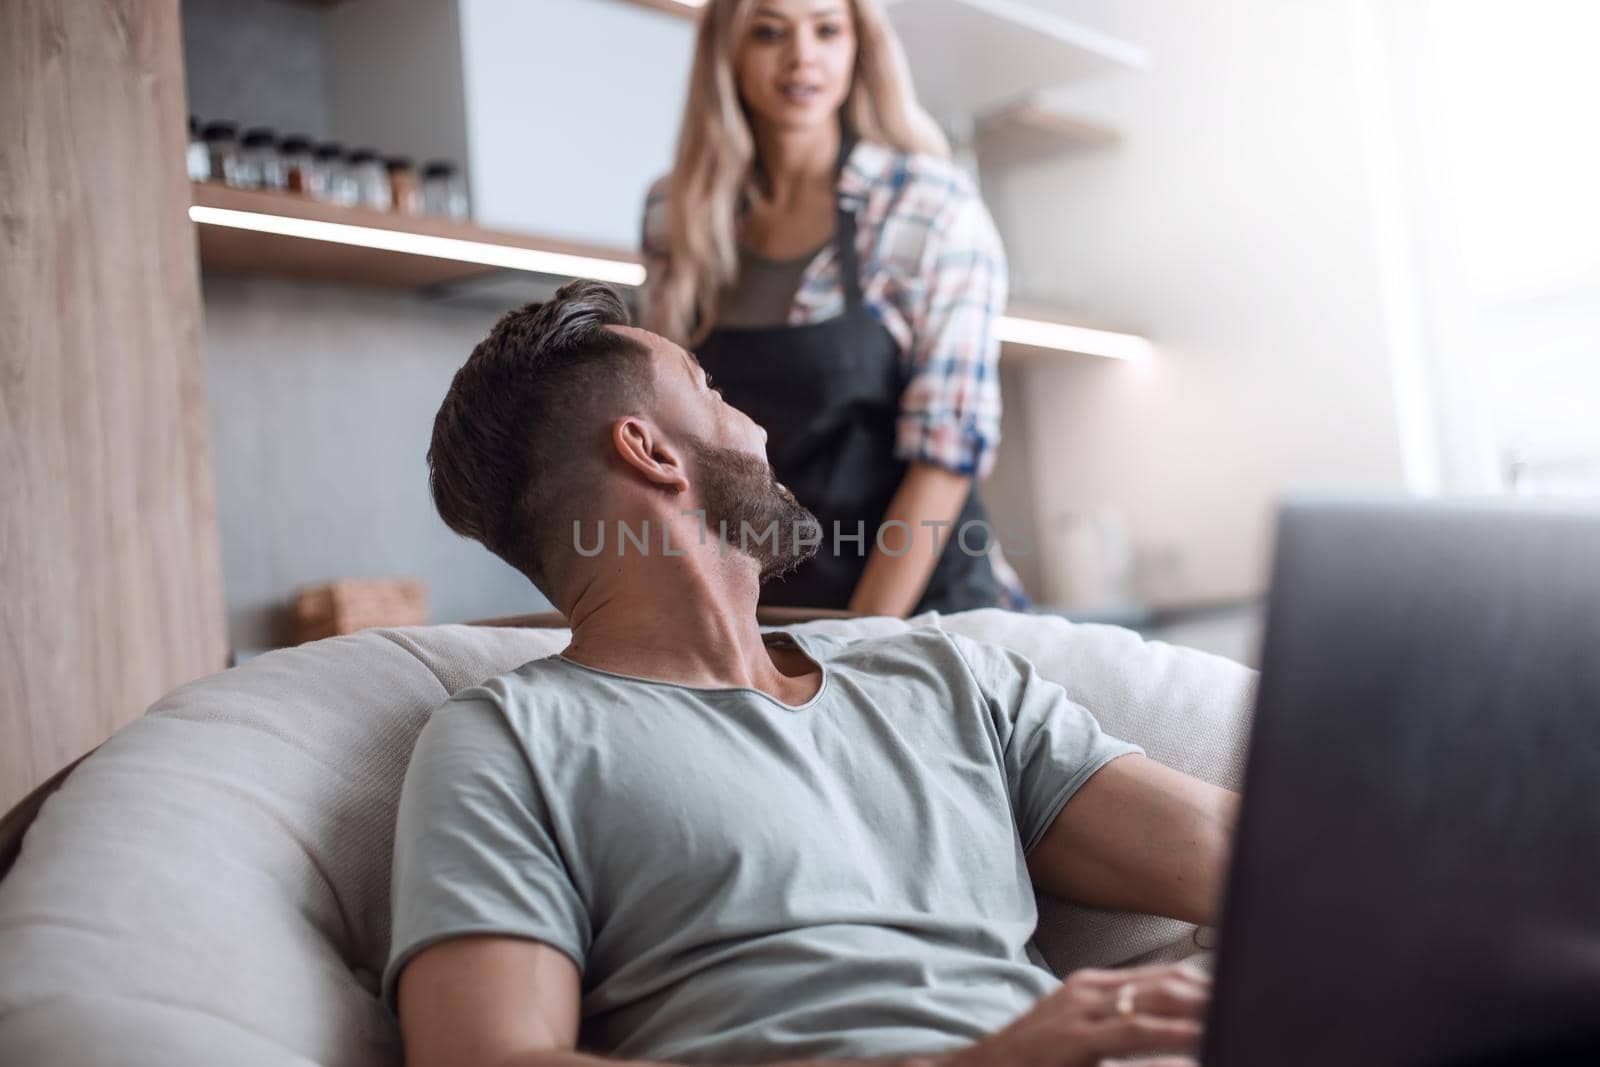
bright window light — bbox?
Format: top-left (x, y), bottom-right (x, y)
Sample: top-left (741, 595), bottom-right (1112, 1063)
top-left (188, 205), bottom-right (647, 287)
top-left (995, 316), bottom-right (1153, 360)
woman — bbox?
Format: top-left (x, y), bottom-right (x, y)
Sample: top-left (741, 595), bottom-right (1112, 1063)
top-left (640, 0), bottom-right (1025, 615)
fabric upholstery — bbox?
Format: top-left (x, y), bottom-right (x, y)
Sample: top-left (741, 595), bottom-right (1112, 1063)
top-left (0, 611), bottom-right (1254, 1065)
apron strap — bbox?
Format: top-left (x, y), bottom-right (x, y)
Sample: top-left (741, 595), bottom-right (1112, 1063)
top-left (833, 205), bottom-right (864, 313)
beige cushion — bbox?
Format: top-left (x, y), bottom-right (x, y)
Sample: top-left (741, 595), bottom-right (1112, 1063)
top-left (0, 611), bottom-right (1254, 1065)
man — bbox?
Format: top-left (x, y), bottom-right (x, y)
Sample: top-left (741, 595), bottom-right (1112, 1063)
top-left (388, 280), bottom-right (1238, 1067)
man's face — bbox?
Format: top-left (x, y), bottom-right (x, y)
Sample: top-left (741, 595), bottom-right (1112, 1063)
top-left (616, 326), bottom-right (820, 581)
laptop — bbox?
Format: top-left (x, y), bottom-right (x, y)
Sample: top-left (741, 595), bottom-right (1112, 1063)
top-left (1203, 498), bottom-right (1600, 1066)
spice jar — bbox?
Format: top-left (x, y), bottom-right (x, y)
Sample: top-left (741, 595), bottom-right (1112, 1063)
top-left (314, 142), bottom-right (357, 206)
top-left (421, 160), bottom-right (469, 220)
top-left (240, 127), bottom-right (285, 190)
top-left (203, 122), bottom-right (241, 186)
top-left (280, 136), bottom-right (314, 195)
top-left (186, 116), bottom-right (211, 182)
top-left (385, 156), bottom-right (423, 215)
top-left (347, 149), bottom-right (390, 211)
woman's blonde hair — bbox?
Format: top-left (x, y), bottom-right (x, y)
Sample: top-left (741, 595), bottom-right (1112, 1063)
top-left (645, 0), bottom-right (948, 346)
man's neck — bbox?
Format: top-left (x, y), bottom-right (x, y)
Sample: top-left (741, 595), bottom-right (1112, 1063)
top-left (559, 543), bottom-right (818, 703)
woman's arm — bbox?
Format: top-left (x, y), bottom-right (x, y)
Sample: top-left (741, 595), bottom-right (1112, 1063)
top-left (847, 462), bottom-right (971, 617)
top-left (858, 164), bottom-right (1009, 618)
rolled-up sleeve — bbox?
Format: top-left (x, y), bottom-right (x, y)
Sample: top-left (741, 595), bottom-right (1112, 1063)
top-left (895, 186), bottom-right (1008, 479)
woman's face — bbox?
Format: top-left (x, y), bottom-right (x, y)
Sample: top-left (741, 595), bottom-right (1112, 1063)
top-left (736, 1), bottom-right (857, 135)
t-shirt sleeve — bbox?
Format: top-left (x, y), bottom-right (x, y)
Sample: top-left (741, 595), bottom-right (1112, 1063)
top-left (950, 633), bottom-right (1143, 854)
top-left (382, 693), bottom-right (589, 1010)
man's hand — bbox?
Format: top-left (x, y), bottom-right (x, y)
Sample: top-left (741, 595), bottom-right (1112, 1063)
top-left (938, 962), bottom-right (1209, 1067)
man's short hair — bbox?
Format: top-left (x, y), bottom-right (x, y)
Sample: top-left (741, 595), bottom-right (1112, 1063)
top-left (427, 280), bottom-right (653, 599)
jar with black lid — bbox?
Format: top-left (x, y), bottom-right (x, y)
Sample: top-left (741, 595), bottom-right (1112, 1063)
top-left (421, 161), bottom-right (469, 220)
top-left (314, 142), bottom-right (357, 206)
top-left (203, 122), bottom-right (240, 186)
top-left (280, 136), bottom-right (314, 195)
top-left (347, 149), bottom-right (390, 211)
top-left (385, 156), bottom-right (422, 215)
top-left (239, 127), bottom-right (285, 190)
top-left (187, 116), bottom-right (211, 182)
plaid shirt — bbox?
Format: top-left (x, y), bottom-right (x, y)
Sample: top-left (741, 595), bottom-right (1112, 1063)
top-left (642, 140), bottom-right (1027, 608)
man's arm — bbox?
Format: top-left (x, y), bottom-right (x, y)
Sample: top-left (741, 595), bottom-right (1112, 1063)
top-left (397, 935), bottom-right (1206, 1067)
top-left (1026, 753), bottom-right (1239, 926)
top-left (397, 936), bottom-right (922, 1067)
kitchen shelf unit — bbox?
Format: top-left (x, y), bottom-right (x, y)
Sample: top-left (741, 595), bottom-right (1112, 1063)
top-left (882, 0), bottom-right (1149, 120)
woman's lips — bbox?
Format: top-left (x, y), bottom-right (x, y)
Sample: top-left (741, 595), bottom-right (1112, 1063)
top-left (780, 84), bottom-right (821, 104)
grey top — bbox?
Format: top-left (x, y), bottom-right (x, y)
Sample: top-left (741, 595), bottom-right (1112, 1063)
top-left (716, 244), bottom-right (825, 329)
top-left (384, 628), bottom-right (1141, 1064)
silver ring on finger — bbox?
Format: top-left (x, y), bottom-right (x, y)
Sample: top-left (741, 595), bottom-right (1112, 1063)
top-left (1114, 982), bottom-right (1137, 1016)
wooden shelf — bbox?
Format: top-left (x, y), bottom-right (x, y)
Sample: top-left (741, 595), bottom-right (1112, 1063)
top-left (189, 182), bottom-right (643, 291)
top-left (884, 0), bottom-right (1149, 120)
top-left (976, 97), bottom-right (1121, 167)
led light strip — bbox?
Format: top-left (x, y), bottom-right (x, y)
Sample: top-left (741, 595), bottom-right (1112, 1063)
top-left (995, 315), bottom-right (1152, 360)
top-left (188, 205), bottom-right (647, 287)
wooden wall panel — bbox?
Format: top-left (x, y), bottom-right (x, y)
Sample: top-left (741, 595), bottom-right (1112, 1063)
top-left (0, 0), bottom-right (227, 810)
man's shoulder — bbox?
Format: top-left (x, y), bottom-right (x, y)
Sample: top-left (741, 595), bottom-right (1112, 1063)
top-left (801, 624), bottom-right (981, 674)
top-left (426, 655), bottom-right (584, 737)
top-left (448, 652), bottom-right (570, 701)
top-left (827, 626), bottom-right (1028, 686)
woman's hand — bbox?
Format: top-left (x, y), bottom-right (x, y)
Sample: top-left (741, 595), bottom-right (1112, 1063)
top-left (936, 963), bottom-right (1210, 1067)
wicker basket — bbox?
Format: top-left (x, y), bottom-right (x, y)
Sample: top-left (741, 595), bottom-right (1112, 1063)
top-left (290, 577), bottom-right (429, 645)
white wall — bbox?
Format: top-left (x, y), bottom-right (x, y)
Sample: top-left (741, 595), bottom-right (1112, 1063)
top-left (202, 276), bottom-right (543, 652)
top-left (984, 0), bottom-right (1408, 607)
top-left (459, 0), bottom-right (695, 248)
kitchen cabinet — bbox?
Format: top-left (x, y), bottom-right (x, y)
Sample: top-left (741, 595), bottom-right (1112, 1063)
top-left (624, 0), bottom-right (1148, 166)
top-left (882, 0), bottom-right (1150, 122)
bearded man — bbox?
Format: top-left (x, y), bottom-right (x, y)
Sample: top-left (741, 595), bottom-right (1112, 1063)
top-left (387, 280), bottom-right (1236, 1067)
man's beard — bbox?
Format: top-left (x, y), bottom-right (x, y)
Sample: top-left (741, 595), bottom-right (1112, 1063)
top-left (689, 439), bottom-right (821, 583)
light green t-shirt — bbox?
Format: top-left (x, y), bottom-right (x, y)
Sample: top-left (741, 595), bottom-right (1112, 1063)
top-left (384, 627), bottom-right (1140, 1064)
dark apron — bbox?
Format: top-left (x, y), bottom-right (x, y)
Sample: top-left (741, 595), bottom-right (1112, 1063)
top-left (696, 203), bottom-right (1001, 614)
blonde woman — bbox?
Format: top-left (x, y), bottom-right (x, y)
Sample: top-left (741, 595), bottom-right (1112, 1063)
top-left (641, 0), bottom-right (1026, 616)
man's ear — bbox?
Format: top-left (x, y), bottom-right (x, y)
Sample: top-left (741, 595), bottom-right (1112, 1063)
top-left (610, 416), bottom-right (690, 495)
